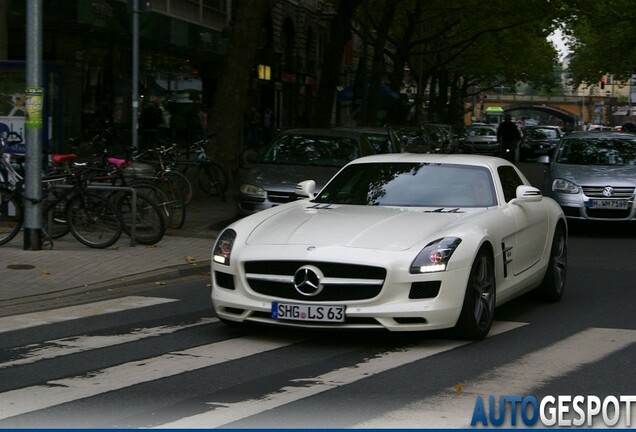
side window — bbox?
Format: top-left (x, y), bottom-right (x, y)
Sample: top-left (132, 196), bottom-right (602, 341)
top-left (497, 166), bottom-right (523, 202)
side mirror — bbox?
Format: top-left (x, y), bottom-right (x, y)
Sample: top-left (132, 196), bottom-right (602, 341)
top-left (295, 180), bottom-right (316, 199)
top-left (510, 185), bottom-right (542, 204)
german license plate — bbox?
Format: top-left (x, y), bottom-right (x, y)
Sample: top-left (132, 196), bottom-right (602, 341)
top-left (272, 302), bottom-right (345, 323)
top-left (588, 199), bottom-right (629, 209)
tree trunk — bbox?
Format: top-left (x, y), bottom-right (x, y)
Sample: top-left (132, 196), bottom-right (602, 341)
top-left (311, 0), bottom-right (362, 128)
top-left (364, 0), bottom-right (398, 127)
top-left (207, 0), bottom-right (280, 193)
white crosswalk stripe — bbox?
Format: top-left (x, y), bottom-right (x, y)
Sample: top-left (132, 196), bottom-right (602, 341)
top-left (0, 296), bottom-right (178, 334)
top-left (0, 333), bottom-right (303, 420)
top-left (0, 317), bottom-right (217, 369)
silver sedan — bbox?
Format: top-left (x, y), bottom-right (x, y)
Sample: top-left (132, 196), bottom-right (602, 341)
top-left (539, 131), bottom-right (636, 221)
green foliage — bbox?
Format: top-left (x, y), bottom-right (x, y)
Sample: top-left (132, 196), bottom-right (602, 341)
top-left (563, 0), bottom-right (636, 85)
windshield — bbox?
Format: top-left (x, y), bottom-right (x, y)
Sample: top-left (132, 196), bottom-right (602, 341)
top-left (314, 162), bottom-right (497, 207)
top-left (555, 137), bottom-right (636, 166)
top-left (261, 134), bottom-right (360, 167)
top-left (468, 127), bottom-right (496, 137)
top-left (365, 134), bottom-right (393, 153)
top-left (527, 128), bottom-right (560, 139)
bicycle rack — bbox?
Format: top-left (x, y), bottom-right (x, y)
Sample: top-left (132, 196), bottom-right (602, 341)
top-left (49, 184), bottom-right (138, 247)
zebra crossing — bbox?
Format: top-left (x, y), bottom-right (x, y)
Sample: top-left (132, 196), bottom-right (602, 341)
top-left (0, 295), bottom-right (634, 428)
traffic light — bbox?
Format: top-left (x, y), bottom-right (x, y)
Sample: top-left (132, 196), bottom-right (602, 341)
top-left (600, 75), bottom-right (606, 90)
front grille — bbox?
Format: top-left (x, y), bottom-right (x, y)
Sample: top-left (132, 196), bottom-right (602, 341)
top-left (245, 261), bottom-right (386, 279)
top-left (248, 279), bottom-right (382, 301)
top-left (267, 191), bottom-right (297, 204)
top-left (582, 186), bottom-right (635, 199)
top-left (244, 261), bottom-right (386, 301)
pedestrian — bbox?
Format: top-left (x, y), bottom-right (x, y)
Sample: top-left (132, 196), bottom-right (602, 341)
top-left (622, 122), bottom-right (636, 133)
top-left (262, 107), bottom-right (274, 144)
top-left (497, 114), bottom-right (521, 163)
top-left (139, 102), bottom-right (163, 147)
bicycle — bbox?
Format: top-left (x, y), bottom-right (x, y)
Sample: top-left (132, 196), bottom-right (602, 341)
top-left (53, 151), bottom-right (167, 246)
top-left (167, 136), bottom-right (229, 202)
top-left (87, 133), bottom-right (184, 232)
top-left (0, 154), bottom-right (124, 249)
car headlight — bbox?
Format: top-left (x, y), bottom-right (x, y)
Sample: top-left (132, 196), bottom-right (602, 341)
top-left (212, 229), bottom-right (236, 265)
top-left (240, 183), bottom-right (266, 198)
top-left (410, 237), bottom-right (462, 274)
top-left (552, 178), bottom-right (580, 194)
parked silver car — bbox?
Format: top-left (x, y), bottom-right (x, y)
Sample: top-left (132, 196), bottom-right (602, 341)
top-left (459, 124), bottom-right (499, 155)
top-left (237, 128), bottom-right (376, 215)
top-left (539, 131), bottom-right (636, 221)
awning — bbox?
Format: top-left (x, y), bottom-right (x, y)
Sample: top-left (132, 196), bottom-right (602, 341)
top-left (613, 109), bottom-right (628, 115)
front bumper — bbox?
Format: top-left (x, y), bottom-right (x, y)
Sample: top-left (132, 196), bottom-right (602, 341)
top-left (552, 193), bottom-right (636, 221)
top-left (211, 245), bottom-right (473, 332)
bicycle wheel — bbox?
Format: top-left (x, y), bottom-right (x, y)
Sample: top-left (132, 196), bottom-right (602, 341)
top-left (165, 169), bottom-right (193, 206)
top-left (198, 161), bottom-right (228, 202)
top-left (117, 192), bottom-right (165, 245)
top-left (66, 192), bottom-right (122, 248)
top-left (154, 175), bottom-right (187, 229)
top-left (129, 179), bottom-right (174, 228)
top-left (0, 187), bottom-right (23, 246)
top-left (43, 190), bottom-right (70, 239)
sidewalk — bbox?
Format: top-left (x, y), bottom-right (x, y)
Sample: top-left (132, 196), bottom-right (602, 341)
top-left (0, 193), bottom-right (240, 307)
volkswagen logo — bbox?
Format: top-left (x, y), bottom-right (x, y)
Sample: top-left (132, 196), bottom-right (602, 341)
top-left (293, 265), bottom-right (324, 296)
top-left (602, 186), bottom-right (615, 197)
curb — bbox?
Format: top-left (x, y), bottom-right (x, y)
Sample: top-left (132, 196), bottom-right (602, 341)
top-left (0, 261), bottom-right (211, 312)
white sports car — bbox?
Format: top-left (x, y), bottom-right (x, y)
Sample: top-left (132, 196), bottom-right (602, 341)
top-left (211, 154), bottom-right (568, 339)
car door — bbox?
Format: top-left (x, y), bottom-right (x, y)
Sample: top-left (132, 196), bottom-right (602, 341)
top-left (498, 166), bottom-right (549, 276)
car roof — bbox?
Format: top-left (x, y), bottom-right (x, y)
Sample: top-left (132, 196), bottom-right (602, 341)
top-left (347, 152), bottom-right (511, 169)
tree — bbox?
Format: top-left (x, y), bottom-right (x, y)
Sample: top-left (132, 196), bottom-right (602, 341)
top-left (563, 0), bottom-right (636, 85)
top-left (312, 0), bottom-right (363, 128)
top-left (207, 0), bottom-right (280, 192)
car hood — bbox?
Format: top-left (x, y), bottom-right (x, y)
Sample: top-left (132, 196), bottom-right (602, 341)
top-left (554, 164), bottom-right (636, 186)
top-left (246, 203), bottom-right (483, 251)
top-left (243, 164), bottom-right (340, 191)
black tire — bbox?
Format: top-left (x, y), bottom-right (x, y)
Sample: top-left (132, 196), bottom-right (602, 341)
top-left (44, 194), bottom-right (70, 239)
top-left (164, 170), bottom-right (193, 206)
top-left (198, 161), bottom-right (228, 202)
top-left (453, 247), bottom-right (496, 340)
top-left (66, 193), bottom-right (122, 249)
top-left (0, 187), bottom-right (23, 246)
top-left (130, 179), bottom-right (175, 228)
top-left (536, 224), bottom-right (567, 302)
top-left (155, 174), bottom-right (187, 229)
top-left (117, 192), bottom-right (166, 245)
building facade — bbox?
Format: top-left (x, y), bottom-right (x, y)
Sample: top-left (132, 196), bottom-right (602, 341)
top-left (0, 0), bottom-right (330, 152)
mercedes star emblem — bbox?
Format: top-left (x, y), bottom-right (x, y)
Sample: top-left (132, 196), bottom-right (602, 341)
top-left (293, 265), bottom-right (324, 296)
